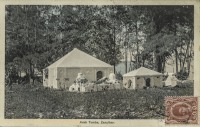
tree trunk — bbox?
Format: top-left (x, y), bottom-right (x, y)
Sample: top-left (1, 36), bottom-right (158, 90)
top-left (179, 58), bottom-right (182, 71)
top-left (187, 59), bottom-right (191, 76)
top-left (125, 25), bottom-right (128, 73)
top-left (182, 40), bottom-right (190, 71)
top-left (155, 55), bottom-right (162, 72)
top-left (162, 56), bottom-right (165, 73)
top-left (125, 47), bottom-right (127, 73)
top-left (129, 50), bottom-right (132, 71)
top-left (175, 49), bottom-right (178, 74)
top-left (141, 54), bottom-right (145, 67)
top-left (113, 63), bottom-right (116, 73)
top-left (187, 41), bottom-right (193, 76)
top-left (155, 46), bottom-right (162, 72)
top-left (113, 26), bottom-right (116, 73)
top-left (135, 23), bottom-right (139, 69)
top-left (173, 24), bottom-right (178, 74)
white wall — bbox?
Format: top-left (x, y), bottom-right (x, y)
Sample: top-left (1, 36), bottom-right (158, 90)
top-left (153, 76), bottom-right (162, 87)
top-left (123, 76), bottom-right (163, 89)
top-left (123, 77), bottom-right (135, 89)
top-left (135, 77), bottom-right (145, 89)
top-left (48, 68), bottom-right (55, 88)
top-left (42, 69), bottom-right (48, 87)
top-left (56, 67), bottom-right (114, 89)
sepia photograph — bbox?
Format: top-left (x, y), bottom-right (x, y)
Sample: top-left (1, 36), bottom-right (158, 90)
top-left (5, 4), bottom-right (194, 120)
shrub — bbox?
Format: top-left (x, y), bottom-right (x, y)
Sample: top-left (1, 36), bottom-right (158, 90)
top-left (177, 70), bottom-right (188, 80)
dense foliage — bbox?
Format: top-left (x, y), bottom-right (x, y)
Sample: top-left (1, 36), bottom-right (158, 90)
top-left (5, 5), bottom-right (194, 83)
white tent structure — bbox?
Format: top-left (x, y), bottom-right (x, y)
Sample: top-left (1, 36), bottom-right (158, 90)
top-left (123, 67), bottom-right (163, 89)
top-left (164, 73), bottom-right (178, 87)
top-left (43, 48), bottom-right (113, 89)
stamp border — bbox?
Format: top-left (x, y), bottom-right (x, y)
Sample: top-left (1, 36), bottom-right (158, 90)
top-left (165, 96), bottom-right (199, 125)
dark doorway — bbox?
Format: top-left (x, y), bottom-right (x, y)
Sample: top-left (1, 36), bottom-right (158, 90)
top-left (146, 78), bottom-right (151, 87)
top-left (96, 71), bottom-right (103, 80)
top-left (127, 79), bottom-right (132, 88)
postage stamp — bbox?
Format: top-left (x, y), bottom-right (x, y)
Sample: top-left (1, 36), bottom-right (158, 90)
top-left (0, 0), bottom-right (200, 127)
top-left (165, 97), bottom-right (198, 124)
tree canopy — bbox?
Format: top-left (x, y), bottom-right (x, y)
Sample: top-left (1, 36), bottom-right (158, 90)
top-left (5, 5), bottom-right (194, 83)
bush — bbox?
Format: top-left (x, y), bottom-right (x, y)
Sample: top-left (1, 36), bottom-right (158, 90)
top-left (115, 72), bottom-right (123, 80)
top-left (177, 70), bottom-right (188, 80)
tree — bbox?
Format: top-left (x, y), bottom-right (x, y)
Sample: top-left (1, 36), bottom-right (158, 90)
top-left (6, 5), bottom-right (50, 84)
top-left (6, 5), bottom-right (193, 84)
top-left (143, 6), bottom-right (193, 73)
top-left (5, 5), bottom-right (123, 85)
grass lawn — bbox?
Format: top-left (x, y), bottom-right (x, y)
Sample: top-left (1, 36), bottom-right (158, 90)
top-left (5, 81), bottom-right (193, 119)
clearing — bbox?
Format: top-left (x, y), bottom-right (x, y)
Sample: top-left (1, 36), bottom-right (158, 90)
top-left (5, 81), bottom-right (193, 119)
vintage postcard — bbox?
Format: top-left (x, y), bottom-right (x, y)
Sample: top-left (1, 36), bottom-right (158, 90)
top-left (0, 0), bottom-right (200, 127)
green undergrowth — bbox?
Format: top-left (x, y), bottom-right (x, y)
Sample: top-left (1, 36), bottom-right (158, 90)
top-left (5, 82), bottom-right (193, 119)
